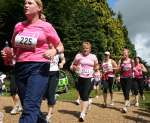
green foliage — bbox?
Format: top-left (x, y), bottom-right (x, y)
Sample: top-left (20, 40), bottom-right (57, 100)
top-left (0, 0), bottom-right (24, 43)
top-left (0, 0), bottom-right (139, 71)
top-left (140, 91), bottom-right (150, 109)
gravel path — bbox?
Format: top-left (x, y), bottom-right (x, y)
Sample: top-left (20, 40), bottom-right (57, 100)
top-left (0, 92), bottom-right (150, 123)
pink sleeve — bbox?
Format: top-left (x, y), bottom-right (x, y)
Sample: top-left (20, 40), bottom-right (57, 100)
top-left (15, 22), bottom-right (26, 33)
top-left (45, 23), bottom-right (60, 47)
top-left (93, 54), bottom-right (98, 64)
top-left (73, 54), bottom-right (80, 65)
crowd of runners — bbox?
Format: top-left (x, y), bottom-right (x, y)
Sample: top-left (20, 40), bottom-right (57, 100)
top-left (0, 0), bottom-right (149, 123)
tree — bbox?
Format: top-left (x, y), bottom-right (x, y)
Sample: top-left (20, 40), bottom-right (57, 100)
top-left (0, 0), bottom-right (137, 71)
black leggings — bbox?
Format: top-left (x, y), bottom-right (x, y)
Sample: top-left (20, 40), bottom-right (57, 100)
top-left (10, 69), bottom-right (18, 96)
top-left (77, 77), bottom-right (92, 101)
top-left (120, 78), bottom-right (132, 100)
top-left (45, 71), bottom-right (59, 105)
top-left (133, 78), bottom-right (144, 96)
top-left (102, 77), bottom-right (114, 94)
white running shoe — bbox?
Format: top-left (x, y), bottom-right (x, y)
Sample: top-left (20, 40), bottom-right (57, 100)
top-left (88, 98), bottom-right (92, 104)
top-left (110, 102), bottom-right (114, 106)
top-left (95, 95), bottom-right (99, 99)
top-left (10, 105), bottom-right (22, 115)
top-left (46, 115), bottom-right (52, 123)
top-left (141, 95), bottom-right (145, 101)
top-left (10, 107), bottom-right (19, 115)
top-left (75, 99), bottom-right (80, 105)
top-left (135, 102), bottom-right (139, 107)
top-left (79, 113), bottom-right (85, 122)
top-left (122, 107), bottom-right (127, 113)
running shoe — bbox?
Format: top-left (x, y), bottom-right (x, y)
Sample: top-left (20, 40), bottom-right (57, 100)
top-left (46, 115), bottom-right (52, 123)
top-left (121, 107), bottom-right (127, 113)
top-left (75, 99), bottom-right (80, 105)
top-left (110, 102), bottom-right (114, 106)
top-left (10, 105), bottom-right (22, 115)
top-left (10, 107), bottom-right (19, 115)
top-left (95, 95), bottom-right (99, 99)
top-left (135, 102), bottom-right (139, 107)
top-left (141, 95), bottom-right (145, 101)
top-left (88, 98), bottom-right (92, 104)
top-left (79, 113), bottom-right (85, 122)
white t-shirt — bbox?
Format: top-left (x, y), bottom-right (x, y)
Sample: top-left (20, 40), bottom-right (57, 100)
top-left (49, 53), bottom-right (63, 71)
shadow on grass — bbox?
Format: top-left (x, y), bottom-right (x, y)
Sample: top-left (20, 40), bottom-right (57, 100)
top-left (138, 108), bottom-right (150, 113)
top-left (140, 102), bottom-right (150, 109)
top-left (114, 100), bottom-right (124, 105)
top-left (60, 100), bottom-right (79, 106)
top-left (58, 109), bottom-right (79, 118)
top-left (3, 106), bottom-right (13, 113)
top-left (133, 110), bottom-right (150, 118)
top-left (92, 102), bottom-right (121, 112)
top-left (123, 115), bottom-right (150, 123)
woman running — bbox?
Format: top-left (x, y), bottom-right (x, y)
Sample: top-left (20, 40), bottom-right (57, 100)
top-left (133, 56), bottom-right (147, 106)
top-left (101, 51), bottom-right (117, 107)
top-left (70, 41), bottom-right (98, 122)
top-left (45, 44), bottom-right (65, 122)
top-left (1, 0), bottom-right (64, 122)
top-left (118, 48), bottom-right (134, 113)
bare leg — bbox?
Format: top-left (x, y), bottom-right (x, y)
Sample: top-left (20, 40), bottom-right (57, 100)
top-left (11, 94), bottom-right (22, 114)
top-left (46, 105), bottom-right (55, 122)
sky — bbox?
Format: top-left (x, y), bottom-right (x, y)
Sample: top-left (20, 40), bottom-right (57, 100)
top-left (108, 0), bottom-right (150, 64)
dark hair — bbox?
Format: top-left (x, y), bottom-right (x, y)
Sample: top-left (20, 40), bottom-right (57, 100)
top-left (134, 56), bottom-right (142, 64)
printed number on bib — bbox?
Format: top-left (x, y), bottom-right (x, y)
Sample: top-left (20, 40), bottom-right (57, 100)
top-left (81, 69), bottom-right (93, 75)
top-left (15, 34), bottom-right (37, 49)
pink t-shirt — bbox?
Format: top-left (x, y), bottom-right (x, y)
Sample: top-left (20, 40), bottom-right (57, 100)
top-left (13, 19), bottom-right (60, 62)
top-left (73, 53), bottom-right (98, 78)
top-left (133, 64), bottom-right (143, 78)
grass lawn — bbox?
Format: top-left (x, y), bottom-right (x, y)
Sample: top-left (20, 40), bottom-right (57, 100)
top-left (58, 88), bottom-right (150, 110)
top-left (140, 91), bottom-right (150, 109)
top-left (57, 88), bottom-right (77, 101)
top-left (57, 88), bottom-right (97, 101)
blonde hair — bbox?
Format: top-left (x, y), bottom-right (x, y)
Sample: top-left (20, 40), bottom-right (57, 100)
top-left (34, 0), bottom-right (46, 20)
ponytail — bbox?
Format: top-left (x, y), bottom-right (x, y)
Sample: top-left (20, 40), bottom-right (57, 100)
top-left (40, 13), bottom-right (46, 21)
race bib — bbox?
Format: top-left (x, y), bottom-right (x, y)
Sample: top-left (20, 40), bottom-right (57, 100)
top-left (80, 65), bottom-right (94, 75)
top-left (15, 33), bottom-right (38, 49)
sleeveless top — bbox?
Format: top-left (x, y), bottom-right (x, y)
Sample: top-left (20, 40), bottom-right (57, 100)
top-left (120, 58), bottom-right (133, 78)
top-left (133, 64), bottom-right (143, 79)
top-left (102, 59), bottom-right (115, 80)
